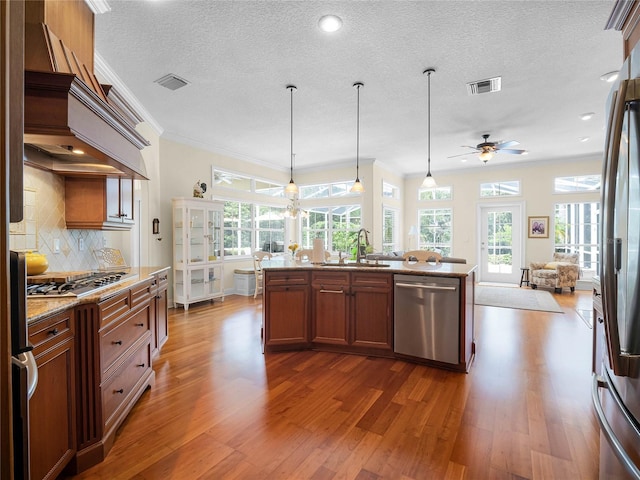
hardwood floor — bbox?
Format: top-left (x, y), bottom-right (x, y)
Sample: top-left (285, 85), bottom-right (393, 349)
top-left (65, 289), bottom-right (599, 480)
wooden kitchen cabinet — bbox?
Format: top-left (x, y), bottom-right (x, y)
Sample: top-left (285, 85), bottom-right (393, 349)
top-left (264, 271), bottom-right (310, 350)
top-left (310, 271), bottom-right (393, 355)
top-left (65, 176), bottom-right (135, 230)
top-left (71, 279), bottom-right (155, 474)
top-left (311, 271), bottom-right (349, 346)
top-left (150, 269), bottom-right (169, 359)
top-left (350, 272), bottom-right (393, 354)
top-left (28, 309), bottom-right (76, 480)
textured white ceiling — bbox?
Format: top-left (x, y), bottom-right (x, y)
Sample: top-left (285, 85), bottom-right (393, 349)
top-left (94, 0), bottom-right (622, 176)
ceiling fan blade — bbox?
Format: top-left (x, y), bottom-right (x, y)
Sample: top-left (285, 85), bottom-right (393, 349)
top-left (447, 152), bottom-right (476, 158)
top-left (497, 148), bottom-right (527, 155)
top-left (496, 140), bottom-right (519, 148)
top-left (460, 145), bottom-right (478, 150)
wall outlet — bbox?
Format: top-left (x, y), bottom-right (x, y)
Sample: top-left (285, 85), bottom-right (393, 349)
top-left (79, 238), bottom-right (85, 251)
top-left (53, 238), bottom-right (60, 254)
top-left (103, 237), bottom-right (107, 247)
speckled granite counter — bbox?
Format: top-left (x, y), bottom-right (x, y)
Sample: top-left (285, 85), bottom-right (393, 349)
top-left (262, 258), bottom-right (476, 277)
top-left (27, 266), bottom-right (170, 323)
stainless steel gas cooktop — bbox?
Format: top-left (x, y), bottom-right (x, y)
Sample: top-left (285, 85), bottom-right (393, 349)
top-left (26, 271), bottom-right (137, 298)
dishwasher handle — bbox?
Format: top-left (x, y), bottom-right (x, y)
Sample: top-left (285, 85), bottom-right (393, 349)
top-left (395, 282), bottom-right (456, 291)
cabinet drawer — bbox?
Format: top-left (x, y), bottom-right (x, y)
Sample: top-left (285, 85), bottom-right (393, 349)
top-left (352, 272), bottom-right (392, 288)
top-left (99, 290), bottom-right (130, 327)
top-left (266, 271), bottom-right (309, 286)
top-left (102, 340), bottom-right (151, 427)
top-left (100, 306), bottom-right (150, 376)
top-left (312, 271), bottom-right (349, 287)
top-left (156, 271), bottom-right (169, 291)
top-left (29, 310), bottom-right (74, 357)
top-left (131, 279), bottom-right (153, 310)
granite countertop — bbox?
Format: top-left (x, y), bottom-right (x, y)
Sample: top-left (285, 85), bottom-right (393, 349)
top-left (262, 258), bottom-right (476, 277)
top-left (27, 266), bottom-right (171, 323)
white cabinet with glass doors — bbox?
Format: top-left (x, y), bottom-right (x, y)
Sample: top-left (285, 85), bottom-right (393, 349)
top-left (172, 197), bottom-right (224, 310)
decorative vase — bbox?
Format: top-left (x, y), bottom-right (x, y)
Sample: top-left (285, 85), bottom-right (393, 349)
top-left (25, 251), bottom-right (49, 275)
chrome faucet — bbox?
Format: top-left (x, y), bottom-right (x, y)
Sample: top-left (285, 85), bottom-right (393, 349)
top-left (356, 228), bottom-right (370, 263)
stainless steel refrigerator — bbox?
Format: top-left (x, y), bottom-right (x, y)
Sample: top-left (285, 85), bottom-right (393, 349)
top-left (10, 251), bottom-right (38, 479)
top-left (595, 51), bottom-right (640, 480)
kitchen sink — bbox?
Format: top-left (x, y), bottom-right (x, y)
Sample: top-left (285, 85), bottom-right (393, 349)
top-left (321, 262), bottom-right (391, 268)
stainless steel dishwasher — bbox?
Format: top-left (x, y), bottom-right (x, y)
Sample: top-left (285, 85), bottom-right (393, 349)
top-left (394, 274), bottom-right (459, 364)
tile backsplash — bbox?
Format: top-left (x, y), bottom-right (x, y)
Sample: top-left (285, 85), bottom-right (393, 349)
top-left (10, 166), bottom-right (105, 272)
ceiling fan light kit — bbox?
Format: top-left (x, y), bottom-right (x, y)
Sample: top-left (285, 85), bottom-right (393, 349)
top-left (421, 68), bottom-right (437, 189)
top-left (350, 82), bottom-right (365, 194)
top-left (284, 85), bottom-right (299, 198)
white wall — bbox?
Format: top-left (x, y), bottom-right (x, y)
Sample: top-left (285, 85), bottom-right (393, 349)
top-left (403, 155), bottom-right (602, 266)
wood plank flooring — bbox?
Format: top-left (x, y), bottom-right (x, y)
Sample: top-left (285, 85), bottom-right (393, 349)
top-left (65, 289), bottom-right (599, 480)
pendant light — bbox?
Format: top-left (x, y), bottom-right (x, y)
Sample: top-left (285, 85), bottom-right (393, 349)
top-left (350, 82), bottom-right (365, 193)
top-left (421, 68), bottom-right (437, 189)
top-left (284, 85), bottom-right (299, 197)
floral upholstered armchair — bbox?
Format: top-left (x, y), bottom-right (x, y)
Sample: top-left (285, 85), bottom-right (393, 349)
top-left (530, 252), bottom-right (580, 293)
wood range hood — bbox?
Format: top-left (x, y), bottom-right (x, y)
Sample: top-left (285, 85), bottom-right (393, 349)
top-left (23, 1), bottom-right (149, 179)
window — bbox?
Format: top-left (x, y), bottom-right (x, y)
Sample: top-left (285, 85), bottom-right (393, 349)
top-left (419, 186), bottom-right (452, 201)
top-left (382, 182), bottom-right (399, 199)
top-left (256, 205), bottom-right (286, 252)
top-left (555, 202), bottom-right (600, 277)
top-left (212, 168), bottom-right (284, 197)
top-left (383, 207), bottom-right (399, 253)
top-left (300, 181), bottom-right (358, 199)
top-left (554, 175), bottom-right (601, 193)
top-left (223, 201), bottom-right (253, 257)
top-left (418, 208), bottom-right (452, 256)
top-left (301, 205), bottom-right (361, 254)
top-left (480, 181), bottom-right (520, 197)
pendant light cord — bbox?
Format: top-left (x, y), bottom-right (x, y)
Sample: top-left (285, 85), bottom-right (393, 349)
top-left (290, 86), bottom-right (294, 179)
top-left (356, 84), bottom-right (360, 179)
top-left (427, 69), bottom-right (431, 175)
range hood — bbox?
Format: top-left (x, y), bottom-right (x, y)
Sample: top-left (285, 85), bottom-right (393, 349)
top-left (24, 20), bottom-right (149, 179)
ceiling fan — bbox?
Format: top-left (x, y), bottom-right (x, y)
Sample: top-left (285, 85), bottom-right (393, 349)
top-left (449, 134), bottom-right (527, 163)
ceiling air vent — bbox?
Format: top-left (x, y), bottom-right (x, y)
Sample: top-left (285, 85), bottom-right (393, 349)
top-left (466, 76), bottom-right (502, 95)
top-left (154, 73), bottom-right (190, 91)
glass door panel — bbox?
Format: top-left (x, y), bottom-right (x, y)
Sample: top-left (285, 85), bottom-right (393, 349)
top-left (189, 207), bottom-right (205, 264)
top-left (480, 204), bottom-right (522, 284)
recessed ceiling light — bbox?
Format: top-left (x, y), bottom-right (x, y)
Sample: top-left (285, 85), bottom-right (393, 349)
top-left (579, 136), bottom-right (590, 142)
top-left (461, 158), bottom-right (467, 163)
top-left (600, 71), bottom-right (619, 83)
top-left (318, 15), bottom-right (342, 33)
top-left (580, 112), bottom-right (595, 121)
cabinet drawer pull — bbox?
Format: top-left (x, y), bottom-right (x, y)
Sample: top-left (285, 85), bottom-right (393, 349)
top-left (135, 323), bottom-right (144, 327)
top-left (320, 289), bottom-right (344, 294)
top-left (156, 295), bottom-right (162, 299)
top-left (136, 363), bottom-right (145, 368)
top-left (112, 340), bottom-right (123, 345)
top-left (114, 388), bottom-right (124, 394)
top-left (47, 328), bottom-right (59, 336)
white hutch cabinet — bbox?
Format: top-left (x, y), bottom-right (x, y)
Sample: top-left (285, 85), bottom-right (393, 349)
top-left (172, 197), bottom-right (224, 310)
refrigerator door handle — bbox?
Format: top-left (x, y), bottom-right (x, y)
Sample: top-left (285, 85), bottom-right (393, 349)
top-left (591, 373), bottom-right (640, 480)
top-left (615, 238), bottom-right (623, 272)
top-left (12, 350), bottom-right (38, 399)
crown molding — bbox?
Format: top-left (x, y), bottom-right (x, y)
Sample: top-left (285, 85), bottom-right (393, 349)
top-left (94, 51), bottom-right (164, 137)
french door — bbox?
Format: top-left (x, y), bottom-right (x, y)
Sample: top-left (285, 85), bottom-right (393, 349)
top-left (478, 203), bottom-right (523, 284)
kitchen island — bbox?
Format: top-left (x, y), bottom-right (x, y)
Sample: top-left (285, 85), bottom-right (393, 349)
top-left (262, 259), bottom-right (476, 373)
top-left (25, 266), bottom-right (169, 478)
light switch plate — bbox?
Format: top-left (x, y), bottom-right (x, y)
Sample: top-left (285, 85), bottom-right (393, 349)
top-left (53, 238), bottom-right (60, 253)
top-left (79, 238), bottom-right (85, 251)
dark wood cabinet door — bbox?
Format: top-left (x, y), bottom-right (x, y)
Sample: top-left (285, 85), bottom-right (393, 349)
top-left (350, 286), bottom-right (392, 352)
top-left (156, 284), bottom-right (169, 352)
top-left (350, 273), bottom-right (393, 353)
top-left (311, 272), bottom-right (349, 345)
top-left (264, 285), bottom-right (309, 349)
top-left (29, 311), bottom-right (76, 480)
